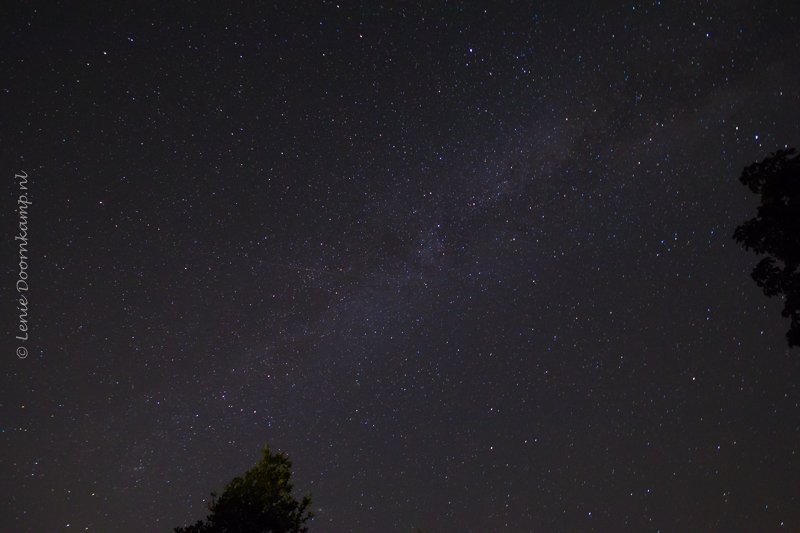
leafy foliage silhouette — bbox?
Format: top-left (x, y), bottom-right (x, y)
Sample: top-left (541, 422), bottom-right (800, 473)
top-left (733, 148), bottom-right (800, 347)
top-left (175, 446), bottom-right (312, 533)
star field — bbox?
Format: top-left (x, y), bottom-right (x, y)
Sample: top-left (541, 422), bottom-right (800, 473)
top-left (3, 2), bottom-right (800, 531)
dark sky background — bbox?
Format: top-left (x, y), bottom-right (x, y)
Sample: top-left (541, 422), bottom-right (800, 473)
top-left (3, 1), bottom-right (800, 532)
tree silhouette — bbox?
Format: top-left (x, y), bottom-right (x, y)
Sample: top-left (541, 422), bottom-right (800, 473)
top-left (175, 446), bottom-right (313, 533)
top-left (733, 148), bottom-right (800, 347)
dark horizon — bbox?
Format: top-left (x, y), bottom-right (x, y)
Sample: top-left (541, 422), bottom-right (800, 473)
top-left (3, 2), bottom-right (800, 531)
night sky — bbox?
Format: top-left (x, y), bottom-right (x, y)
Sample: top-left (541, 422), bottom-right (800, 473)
top-left (3, 2), bottom-right (800, 532)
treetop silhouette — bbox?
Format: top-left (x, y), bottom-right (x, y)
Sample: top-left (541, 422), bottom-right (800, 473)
top-left (175, 445), bottom-right (313, 533)
top-left (733, 147), bottom-right (800, 347)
